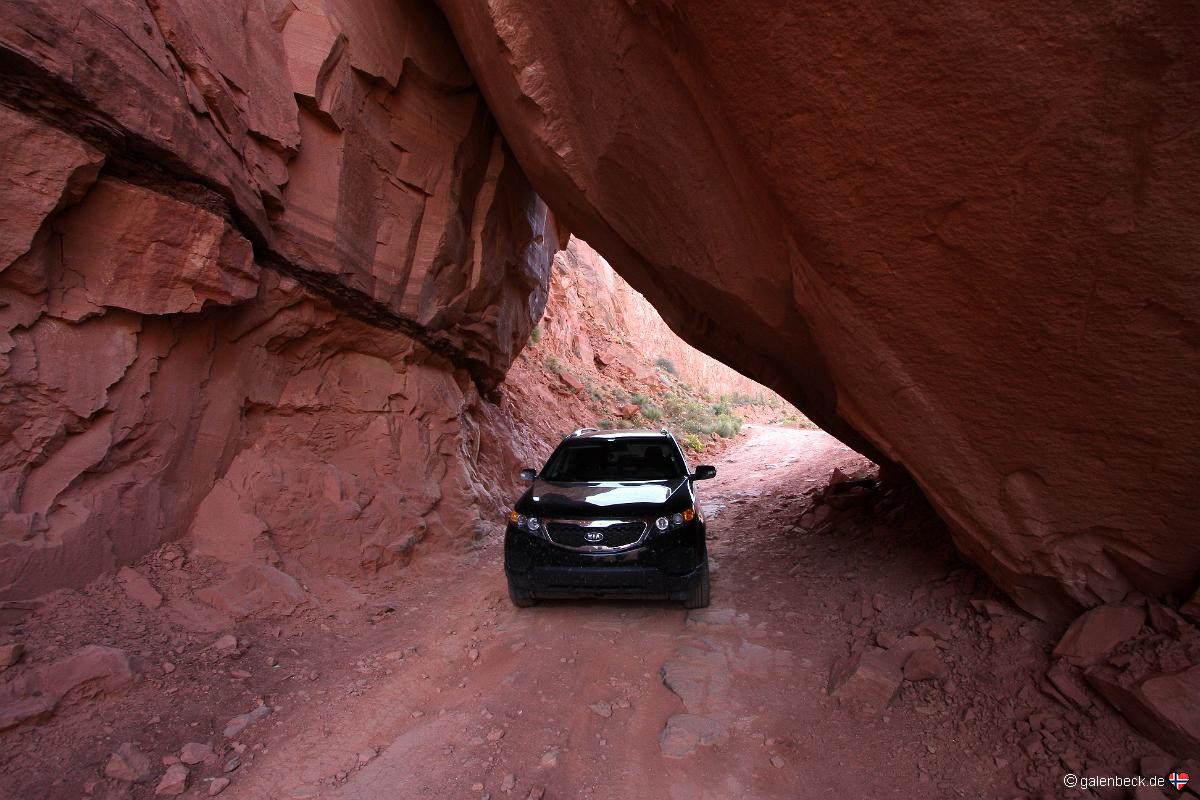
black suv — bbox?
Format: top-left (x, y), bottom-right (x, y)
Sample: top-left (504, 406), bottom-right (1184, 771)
top-left (504, 428), bottom-right (716, 608)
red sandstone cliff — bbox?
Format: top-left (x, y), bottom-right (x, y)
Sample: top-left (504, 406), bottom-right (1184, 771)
top-left (0, 0), bottom-right (555, 598)
top-left (2, 0), bottom-right (1198, 626)
top-left (437, 0), bottom-right (1200, 621)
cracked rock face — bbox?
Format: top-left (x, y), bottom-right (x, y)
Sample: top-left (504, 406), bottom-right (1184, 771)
top-left (436, 0), bottom-right (1200, 620)
top-left (0, 0), bottom-right (554, 598)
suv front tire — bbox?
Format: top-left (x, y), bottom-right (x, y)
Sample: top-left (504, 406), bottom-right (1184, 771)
top-left (507, 577), bottom-right (537, 607)
top-left (684, 561), bottom-right (710, 609)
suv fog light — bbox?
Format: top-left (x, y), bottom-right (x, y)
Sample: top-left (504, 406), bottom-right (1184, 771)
top-left (671, 512), bottom-right (684, 527)
top-left (655, 516), bottom-right (669, 531)
top-left (527, 517), bottom-right (541, 532)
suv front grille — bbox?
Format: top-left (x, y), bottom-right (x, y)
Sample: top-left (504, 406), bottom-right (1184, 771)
top-left (546, 520), bottom-right (647, 549)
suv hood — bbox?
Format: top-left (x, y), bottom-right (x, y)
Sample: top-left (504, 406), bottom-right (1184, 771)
top-left (523, 477), bottom-right (689, 518)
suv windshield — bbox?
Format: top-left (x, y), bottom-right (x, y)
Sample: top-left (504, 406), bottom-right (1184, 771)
top-left (540, 438), bottom-right (686, 482)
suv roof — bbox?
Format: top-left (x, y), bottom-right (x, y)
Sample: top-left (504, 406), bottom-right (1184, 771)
top-left (567, 428), bottom-right (672, 440)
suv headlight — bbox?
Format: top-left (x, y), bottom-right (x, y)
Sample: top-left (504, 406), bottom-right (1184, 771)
top-left (508, 511), bottom-right (543, 536)
top-left (654, 508), bottom-right (695, 533)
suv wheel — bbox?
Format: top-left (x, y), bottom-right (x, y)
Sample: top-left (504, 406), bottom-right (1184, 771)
top-left (507, 577), bottom-right (537, 608)
top-left (683, 562), bottom-right (710, 609)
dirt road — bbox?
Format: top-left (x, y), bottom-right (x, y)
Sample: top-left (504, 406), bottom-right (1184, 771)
top-left (0, 425), bottom-right (1162, 799)
top-left (223, 424), bottom-right (1038, 800)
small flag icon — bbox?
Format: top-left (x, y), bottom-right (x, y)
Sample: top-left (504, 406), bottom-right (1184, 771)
top-left (1169, 771), bottom-right (1189, 790)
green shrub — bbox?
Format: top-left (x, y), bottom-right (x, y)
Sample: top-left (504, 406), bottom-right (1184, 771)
top-left (631, 393), bottom-right (649, 407)
top-left (682, 433), bottom-right (706, 452)
top-left (529, 325), bottom-right (542, 345)
top-left (655, 357), bottom-right (678, 375)
top-left (598, 418), bottom-right (615, 429)
top-left (642, 404), bottom-right (663, 421)
top-left (713, 414), bottom-right (742, 438)
top-left (546, 355), bottom-right (562, 373)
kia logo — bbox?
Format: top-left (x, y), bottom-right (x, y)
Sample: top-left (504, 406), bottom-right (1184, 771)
top-left (584, 531), bottom-right (605, 542)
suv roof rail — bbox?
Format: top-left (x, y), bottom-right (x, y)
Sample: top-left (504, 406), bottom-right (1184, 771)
top-left (570, 427), bottom-right (600, 437)
top-left (660, 428), bottom-right (671, 436)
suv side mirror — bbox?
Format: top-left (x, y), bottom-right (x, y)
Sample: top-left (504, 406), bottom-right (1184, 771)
top-left (519, 468), bottom-right (537, 482)
top-left (692, 465), bottom-right (717, 481)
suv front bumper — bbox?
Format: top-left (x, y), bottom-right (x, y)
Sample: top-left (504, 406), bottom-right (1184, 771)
top-left (504, 522), bottom-right (706, 601)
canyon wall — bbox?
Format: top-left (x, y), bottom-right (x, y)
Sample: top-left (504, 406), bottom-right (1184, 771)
top-left (549, 240), bottom-right (782, 401)
top-left (0, 0), bottom-right (556, 599)
top-left (437, 0), bottom-right (1200, 620)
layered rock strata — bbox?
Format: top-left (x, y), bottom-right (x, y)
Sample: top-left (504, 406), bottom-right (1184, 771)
top-left (0, 0), bottom-right (555, 598)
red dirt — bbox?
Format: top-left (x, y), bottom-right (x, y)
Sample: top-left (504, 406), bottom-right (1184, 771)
top-left (4, 425), bottom-right (1179, 800)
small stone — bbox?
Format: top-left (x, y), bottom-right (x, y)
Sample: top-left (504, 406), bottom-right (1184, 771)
top-left (161, 661), bottom-right (176, 675)
top-left (487, 728), bottom-right (505, 741)
top-left (357, 748), bottom-right (376, 766)
top-left (875, 631), bottom-right (900, 649)
top-left (829, 650), bottom-right (902, 711)
top-left (588, 701), bottom-right (613, 718)
top-left (471, 783), bottom-right (485, 792)
top-left (0, 642), bottom-right (24, 670)
top-left (526, 787), bottom-right (545, 800)
top-left (105, 742), bottom-right (153, 783)
top-left (230, 669), bottom-right (252, 679)
top-left (208, 777), bottom-right (230, 796)
top-left (882, 635), bottom-right (937, 669)
top-left (117, 567), bottom-right (163, 609)
top-left (1053, 605), bottom-right (1145, 665)
top-left (770, 755), bottom-right (785, 768)
top-left (223, 756), bottom-right (241, 773)
top-left (1147, 603), bottom-right (1187, 639)
top-left (154, 763), bottom-right (189, 796)
top-left (903, 650), bottom-right (946, 682)
top-left (500, 772), bottom-right (516, 792)
top-left (912, 620), bottom-right (953, 640)
top-left (223, 705), bottom-right (271, 738)
top-left (0, 692), bottom-right (54, 729)
top-left (539, 749), bottom-right (559, 768)
top-left (180, 742), bottom-right (212, 765)
top-left (213, 635), bottom-right (238, 652)
top-left (468, 648), bottom-right (480, 662)
top-left (659, 714), bottom-right (728, 758)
